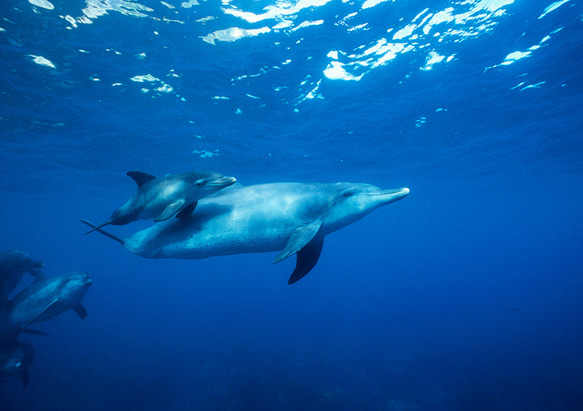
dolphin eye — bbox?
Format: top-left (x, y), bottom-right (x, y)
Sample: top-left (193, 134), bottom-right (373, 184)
top-left (343, 190), bottom-right (355, 198)
top-left (195, 179), bottom-right (206, 187)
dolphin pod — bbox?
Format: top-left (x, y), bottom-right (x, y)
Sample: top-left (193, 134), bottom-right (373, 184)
top-left (1, 171), bottom-right (409, 388)
top-left (82, 181), bottom-right (409, 284)
top-left (0, 250), bottom-right (92, 388)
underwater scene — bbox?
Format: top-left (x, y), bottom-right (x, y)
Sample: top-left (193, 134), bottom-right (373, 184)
top-left (1, 0), bottom-right (583, 410)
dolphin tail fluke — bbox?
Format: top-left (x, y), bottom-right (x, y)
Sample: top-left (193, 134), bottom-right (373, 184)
top-left (84, 220), bottom-right (111, 235)
top-left (80, 220), bottom-right (125, 245)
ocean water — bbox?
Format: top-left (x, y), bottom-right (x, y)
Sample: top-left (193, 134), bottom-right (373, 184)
top-left (1, 0), bottom-right (582, 409)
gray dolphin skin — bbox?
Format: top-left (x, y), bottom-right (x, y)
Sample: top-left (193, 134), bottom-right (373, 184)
top-left (83, 182), bottom-right (409, 284)
top-left (9, 271), bottom-right (92, 327)
top-left (0, 340), bottom-right (35, 387)
top-left (85, 170), bottom-right (237, 234)
top-left (0, 250), bottom-right (44, 300)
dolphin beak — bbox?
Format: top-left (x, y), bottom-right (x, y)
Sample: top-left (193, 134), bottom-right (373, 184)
top-left (379, 187), bottom-right (409, 204)
top-left (210, 176), bottom-right (237, 187)
top-left (395, 187), bottom-right (409, 200)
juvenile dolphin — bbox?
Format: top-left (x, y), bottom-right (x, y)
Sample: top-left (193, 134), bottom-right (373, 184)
top-left (83, 182), bottom-right (409, 284)
top-left (0, 250), bottom-right (44, 300)
top-left (9, 271), bottom-right (92, 327)
top-left (85, 170), bottom-right (237, 234)
top-left (0, 340), bottom-right (35, 387)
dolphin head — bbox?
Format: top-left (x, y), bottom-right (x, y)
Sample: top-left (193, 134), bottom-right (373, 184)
top-left (322, 184), bottom-right (409, 233)
top-left (27, 259), bottom-right (44, 277)
top-left (58, 271), bottom-right (93, 302)
top-left (0, 341), bottom-right (34, 375)
top-left (187, 171), bottom-right (237, 195)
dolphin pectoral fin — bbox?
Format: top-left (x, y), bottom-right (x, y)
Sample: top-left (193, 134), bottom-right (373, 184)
top-left (73, 304), bottom-right (88, 319)
top-left (24, 299), bottom-right (59, 327)
top-left (81, 220), bottom-right (125, 245)
top-left (21, 369), bottom-right (29, 388)
top-left (127, 171), bottom-right (157, 188)
top-left (176, 201), bottom-right (197, 219)
top-left (273, 220), bottom-right (322, 264)
top-left (31, 269), bottom-right (45, 282)
top-left (19, 328), bottom-right (48, 336)
top-left (288, 237), bottom-right (324, 284)
top-left (154, 200), bottom-right (186, 222)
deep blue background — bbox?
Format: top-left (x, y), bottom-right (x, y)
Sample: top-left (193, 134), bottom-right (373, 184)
top-left (1, 0), bottom-right (583, 409)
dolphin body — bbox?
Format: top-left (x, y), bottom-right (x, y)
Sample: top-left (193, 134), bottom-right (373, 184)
top-left (85, 170), bottom-right (237, 234)
top-left (0, 250), bottom-right (44, 300)
top-left (0, 305), bottom-right (47, 347)
top-left (0, 340), bottom-right (35, 387)
top-left (83, 182), bottom-right (409, 284)
top-left (9, 271), bottom-right (92, 327)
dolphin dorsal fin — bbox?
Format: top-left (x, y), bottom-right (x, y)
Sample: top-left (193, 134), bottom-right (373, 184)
top-left (126, 171), bottom-right (157, 188)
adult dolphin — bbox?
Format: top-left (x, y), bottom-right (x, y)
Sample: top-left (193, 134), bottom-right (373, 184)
top-left (82, 182), bottom-right (409, 284)
top-left (0, 340), bottom-right (35, 387)
top-left (85, 170), bottom-right (237, 234)
top-left (0, 250), bottom-right (44, 300)
top-left (9, 271), bottom-right (92, 327)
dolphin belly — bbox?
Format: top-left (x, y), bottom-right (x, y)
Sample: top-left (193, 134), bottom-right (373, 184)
top-left (124, 202), bottom-right (299, 259)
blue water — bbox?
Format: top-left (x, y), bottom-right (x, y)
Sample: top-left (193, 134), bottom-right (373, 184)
top-left (1, 0), bottom-right (583, 409)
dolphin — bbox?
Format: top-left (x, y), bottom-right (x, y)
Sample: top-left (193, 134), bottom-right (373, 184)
top-left (82, 182), bottom-right (409, 284)
top-left (9, 271), bottom-right (92, 327)
top-left (0, 250), bottom-right (44, 300)
top-left (0, 340), bottom-right (35, 387)
top-left (0, 305), bottom-right (47, 347)
top-left (85, 170), bottom-right (237, 234)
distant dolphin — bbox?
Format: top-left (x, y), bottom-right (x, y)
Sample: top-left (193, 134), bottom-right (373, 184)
top-left (0, 305), bottom-right (47, 347)
top-left (9, 271), bottom-right (92, 327)
top-left (0, 250), bottom-right (44, 300)
top-left (85, 170), bottom-right (237, 234)
top-left (82, 182), bottom-right (409, 284)
top-left (0, 340), bottom-right (35, 387)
